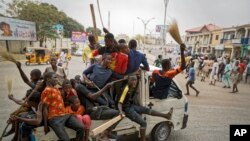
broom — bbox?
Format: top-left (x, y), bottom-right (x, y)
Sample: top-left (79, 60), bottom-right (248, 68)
top-left (0, 52), bottom-right (17, 63)
top-left (168, 19), bottom-right (185, 48)
top-left (0, 76), bottom-right (13, 141)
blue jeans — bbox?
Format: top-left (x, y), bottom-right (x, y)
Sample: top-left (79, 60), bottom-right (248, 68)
top-left (48, 114), bottom-right (84, 141)
top-left (123, 104), bottom-right (150, 128)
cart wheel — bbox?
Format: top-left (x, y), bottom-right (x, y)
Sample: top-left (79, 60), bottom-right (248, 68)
top-left (25, 61), bottom-right (30, 66)
top-left (151, 122), bottom-right (171, 141)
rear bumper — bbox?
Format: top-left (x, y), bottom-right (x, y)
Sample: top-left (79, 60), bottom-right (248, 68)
top-left (181, 114), bottom-right (188, 129)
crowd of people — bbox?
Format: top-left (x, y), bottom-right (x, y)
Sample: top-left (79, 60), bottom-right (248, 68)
top-left (184, 54), bottom-right (250, 95)
top-left (4, 28), bottom-right (188, 141)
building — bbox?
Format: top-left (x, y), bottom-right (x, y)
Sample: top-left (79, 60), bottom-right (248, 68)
top-left (185, 24), bottom-right (221, 55)
top-left (211, 29), bottom-right (223, 57)
top-left (220, 24), bottom-right (250, 59)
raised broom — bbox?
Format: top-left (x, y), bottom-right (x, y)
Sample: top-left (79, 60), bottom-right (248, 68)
top-left (168, 19), bottom-right (186, 49)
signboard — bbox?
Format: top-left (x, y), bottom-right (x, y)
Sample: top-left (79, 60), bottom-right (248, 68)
top-left (71, 31), bottom-right (87, 42)
top-left (0, 16), bottom-right (36, 41)
top-left (52, 24), bottom-right (64, 37)
top-left (155, 25), bottom-right (168, 32)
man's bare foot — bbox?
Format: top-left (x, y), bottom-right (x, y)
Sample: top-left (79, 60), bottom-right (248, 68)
top-left (165, 108), bottom-right (173, 120)
top-left (196, 91), bottom-right (200, 97)
top-left (185, 93), bottom-right (190, 95)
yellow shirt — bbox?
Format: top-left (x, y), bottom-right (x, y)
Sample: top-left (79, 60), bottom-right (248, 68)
top-left (82, 45), bottom-right (93, 62)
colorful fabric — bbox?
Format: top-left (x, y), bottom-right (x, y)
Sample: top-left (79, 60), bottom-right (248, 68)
top-left (76, 114), bottom-right (91, 129)
top-left (65, 105), bottom-right (85, 115)
top-left (82, 45), bottom-right (93, 63)
top-left (41, 87), bottom-right (66, 119)
top-left (239, 63), bottom-right (246, 74)
top-left (113, 52), bottom-right (128, 74)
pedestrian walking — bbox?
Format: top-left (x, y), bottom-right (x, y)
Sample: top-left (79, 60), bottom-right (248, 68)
top-left (185, 61), bottom-right (200, 96)
top-left (209, 59), bottom-right (219, 85)
top-left (231, 61), bottom-right (240, 93)
top-left (222, 59), bottom-right (232, 88)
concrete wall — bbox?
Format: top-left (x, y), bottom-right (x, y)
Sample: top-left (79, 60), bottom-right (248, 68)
top-left (0, 40), bottom-right (31, 53)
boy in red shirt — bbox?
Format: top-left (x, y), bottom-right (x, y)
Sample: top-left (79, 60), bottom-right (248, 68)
top-left (41, 72), bottom-right (85, 141)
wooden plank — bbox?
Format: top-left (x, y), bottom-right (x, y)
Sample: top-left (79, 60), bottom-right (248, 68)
top-left (90, 4), bottom-right (98, 42)
top-left (90, 115), bottom-right (123, 136)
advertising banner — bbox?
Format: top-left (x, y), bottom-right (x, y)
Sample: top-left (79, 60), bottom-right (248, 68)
top-left (0, 16), bottom-right (36, 41)
top-left (71, 31), bottom-right (87, 42)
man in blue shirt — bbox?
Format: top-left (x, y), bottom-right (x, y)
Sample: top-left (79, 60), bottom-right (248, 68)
top-left (245, 61), bottom-right (250, 83)
top-left (185, 61), bottom-right (200, 96)
top-left (125, 39), bottom-right (149, 74)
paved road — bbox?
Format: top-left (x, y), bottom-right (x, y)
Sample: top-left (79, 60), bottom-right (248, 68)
top-left (0, 56), bottom-right (250, 141)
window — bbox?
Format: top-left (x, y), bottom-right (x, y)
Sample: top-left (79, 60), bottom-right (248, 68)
top-left (215, 35), bottom-right (219, 40)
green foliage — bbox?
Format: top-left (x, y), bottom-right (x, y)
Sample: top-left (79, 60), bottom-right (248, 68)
top-left (5, 0), bottom-right (84, 45)
top-left (86, 27), bottom-right (102, 36)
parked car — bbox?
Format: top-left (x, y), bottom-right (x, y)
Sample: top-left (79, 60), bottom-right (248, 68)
top-left (74, 48), bottom-right (83, 56)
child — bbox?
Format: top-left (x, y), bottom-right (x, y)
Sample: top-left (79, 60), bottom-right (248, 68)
top-left (118, 75), bottom-right (173, 141)
top-left (185, 61), bottom-right (200, 96)
top-left (3, 61), bottom-right (42, 138)
top-left (41, 72), bottom-right (84, 141)
top-left (62, 79), bottom-right (78, 106)
top-left (66, 96), bottom-right (91, 141)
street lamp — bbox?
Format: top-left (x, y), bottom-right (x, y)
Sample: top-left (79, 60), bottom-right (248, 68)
top-left (137, 17), bottom-right (155, 50)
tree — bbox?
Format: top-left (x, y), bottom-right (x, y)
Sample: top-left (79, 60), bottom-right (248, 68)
top-left (86, 27), bottom-right (102, 36)
top-left (5, 0), bottom-right (84, 46)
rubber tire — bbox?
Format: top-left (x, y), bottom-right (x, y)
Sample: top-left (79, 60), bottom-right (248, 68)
top-left (151, 122), bottom-right (171, 141)
top-left (25, 61), bottom-right (30, 66)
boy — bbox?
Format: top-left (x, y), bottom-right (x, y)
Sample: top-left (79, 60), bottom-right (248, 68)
top-left (151, 44), bottom-right (186, 99)
top-left (4, 61), bottom-right (41, 137)
top-left (185, 61), bottom-right (200, 96)
top-left (41, 72), bottom-right (85, 141)
top-left (118, 75), bottom-right (173, 141)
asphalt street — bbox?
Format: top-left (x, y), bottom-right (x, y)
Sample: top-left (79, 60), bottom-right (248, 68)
top-left (0, 56), bottom-right (250, 141)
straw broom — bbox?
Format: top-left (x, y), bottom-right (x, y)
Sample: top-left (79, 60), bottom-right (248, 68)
top-left (168, 19), bottom-right (185, 47)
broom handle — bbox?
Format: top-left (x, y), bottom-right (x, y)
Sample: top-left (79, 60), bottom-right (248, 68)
top-left (0, 123), bottom-right (10, 141)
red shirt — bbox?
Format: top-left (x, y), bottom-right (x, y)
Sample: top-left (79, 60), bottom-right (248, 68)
top-left (41, 87), bottom-right (66, 119)
top-left (113, 52), bottom-right (128, 74)
top-left (239, 63), bottom-right (246, 74)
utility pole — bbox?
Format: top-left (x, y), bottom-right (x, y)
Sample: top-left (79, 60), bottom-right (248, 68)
top-left (163, 0), bottom-right (169, 57)
top-left (137, 17), bottom-right (155, 51)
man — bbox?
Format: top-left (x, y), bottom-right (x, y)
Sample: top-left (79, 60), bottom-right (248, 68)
top-left (82, 35), bottom-right (100, 67)
top-left (82, 54), bottom-right (123, 106)
top-left (118, 75), bottom-right (173, 141)
top-left (126, 39), bottom-right (149, 74)
top-left (41, 72), bottom-right (85, 141)
top-left (76, 82), bottom-right (120, 140)
top-left (222, 59), bottom-right (232, 88)
top-left (151, 44), bottom-right (186, 99)
top-left (245, 61), bottom-right (250, 83)
top-left (239, 59), bottom-right (246, 81)
top-left (154, 55), bottom-right (162, 68)
top-left (185, 61), bottom-right (200, 96)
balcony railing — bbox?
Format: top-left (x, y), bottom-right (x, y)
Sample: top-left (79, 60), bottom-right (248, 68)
top-left (221, 38), bottom-right (249, 45)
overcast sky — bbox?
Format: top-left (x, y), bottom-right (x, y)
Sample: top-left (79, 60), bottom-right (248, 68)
top-left (2, 0), bottom-right (250, 40)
